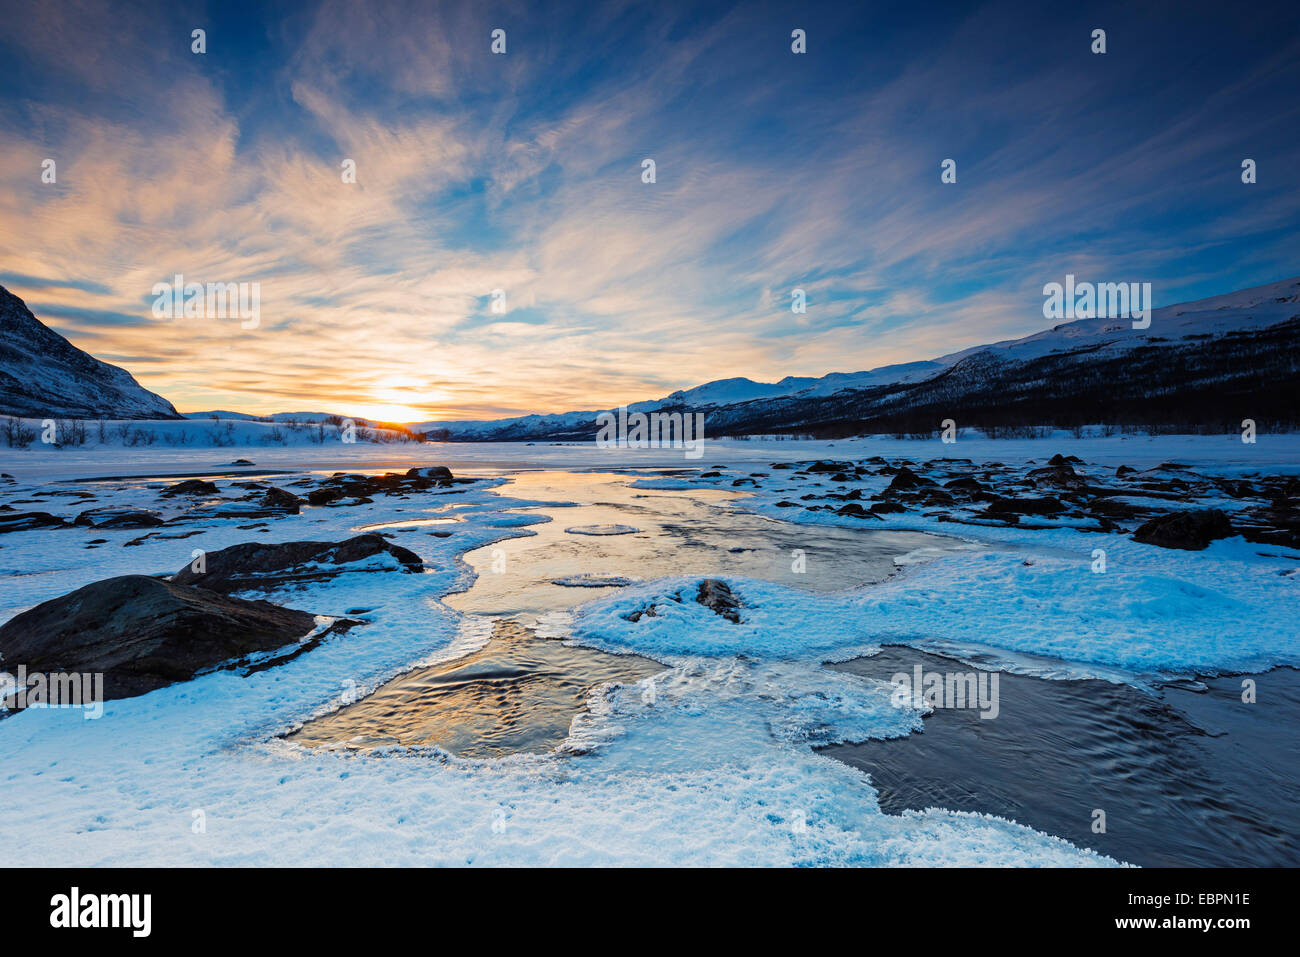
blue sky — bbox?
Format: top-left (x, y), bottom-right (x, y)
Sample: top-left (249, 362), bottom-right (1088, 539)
top-left (1, 0), bottom-right (1297, 420)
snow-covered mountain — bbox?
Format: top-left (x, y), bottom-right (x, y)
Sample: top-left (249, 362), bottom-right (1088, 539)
top-left (0, 285), bottom-right (179, 419)
top-left (417, 277), bottom-right (1300, 439)
top-left (182, 410), bottom-right (343, 423)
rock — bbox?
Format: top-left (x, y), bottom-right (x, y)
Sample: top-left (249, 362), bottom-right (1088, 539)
top-left (886, 466), bottom-right (937, 491)
top-left (307, 486), bottom-right (346, 506)
top-left (836, 502), bottom-right (882, 519)
top-left (1087, 498), bottom-right (1144, 519)
top-left (405, 466), bottom-right (453, 482)
top-left (230, 459), bottom-right (255, 465)
top-left (163, 479), bottom-right (218, 496)
top-left (0, 511), bottom-right (70, 533)
top-left (204, 501), bottom-right (286, 520)
top-left (805, 460), bottom-right (853, 474)
top-left (74, 507), bottom-right (165, 529)
top-left (260, 487), bottom-right (303, 514)
top-left (1027, 461), bottom-right (1087, 490)
top-left (870, 501), bottom-right (907, 515)
top-left (0, 575), bottom-right (326, 702)
top-left (943, 476), bottom-right (988, 495)
top-left (986, 496), bottom-right (1066, 516)
top-left (1132, 509), bottom-right (1234, 550)
top-left (920, 490), bottom-right (956, 507)
top-left (695, 579), bottom-right (743, 623)
top-left (173, 533), bottom-right (423, 593)
top-left (1116, 465), bottom-right (1137, 478)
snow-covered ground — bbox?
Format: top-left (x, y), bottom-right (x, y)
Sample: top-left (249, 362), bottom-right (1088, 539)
top-left (5, 427), bottom-right (1297, 482)
top-left (0, 433), bottom-right (1295, 866)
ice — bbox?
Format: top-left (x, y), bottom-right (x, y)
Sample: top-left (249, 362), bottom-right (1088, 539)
top-left (4, 434), bottom-right (1295, 865)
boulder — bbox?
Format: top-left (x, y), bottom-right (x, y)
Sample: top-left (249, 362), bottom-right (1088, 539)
top-left (174, 533), bottom-right (423, 593)
top-left (74, 507), bottom-right (165, 529)
top-left (886, 466), bottom-right (937, 492)
top-left (943, 476), bottom-right (988, 495)
top-left (1132, 509), bottom-right (1234, 550)
top-left (0, 511), bottom-right (70, 533)
top-left (986, 496), bottom-right (1066, 516)
top-left (260, 487), bottom-right (303, 514)
top-left (306, 486), bottom-right (346, 506)
top-left (163, 479), bottom-right (218, 496)
top-left (0, 575), bottom-right (323, 701)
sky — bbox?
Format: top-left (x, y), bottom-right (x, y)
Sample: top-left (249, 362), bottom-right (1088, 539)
top-left (1, 0), bottom-right (1297, 422)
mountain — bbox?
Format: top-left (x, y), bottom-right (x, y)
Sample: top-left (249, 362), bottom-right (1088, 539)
top-left (417, 277), bottom-right (1300, 440)
top-left (0, 286), bottom-right (180, 419)
top-left (182, 411), bottom-right (342, 423)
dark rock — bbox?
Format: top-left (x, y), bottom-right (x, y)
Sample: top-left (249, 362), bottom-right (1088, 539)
top-left (260, 487), bottom-right (303, 514)
top-left (943, 476), bottom-right (987, 494)
top-left (1087, 498), bottom-right (1144, 519)
top-left (920, 490), bottom-right (956, 507)
top-left (0, 511), bottom-right (70, 533)
top-left (1116, 465), bottom-right (1137, 478)
top-left (870, 501), bottom-right (907, 515)
top-left (987, 497), bottom-right (1066, 516)
top-left (1027, 461), bottom-right (1087, 490)
top-left (173, 533), bottom-right (423, 593)
top-left (1132, 510), bottom-right (1234, 550)
top-left (163, 479), bottom-right (218, 496)
top-left (836, 502), bottom-right (881, 519)
top-left (0, 575), bottom-right (326, 702)
top-left (805, 460), bottom-right (853, 474)
top-left (405, 466), bottom-right (453, 482)
top-left (306, 486), bottom-right (346, 506)
top-left (886, 466), bottom-right (937, 492)
top-left (74, 507), bottom-right (165, 529)
top-left (695, 579), bottom-right (743, 623)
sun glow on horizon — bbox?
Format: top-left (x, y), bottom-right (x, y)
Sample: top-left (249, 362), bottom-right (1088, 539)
top-left (344, 381), bottom-right (446, 424)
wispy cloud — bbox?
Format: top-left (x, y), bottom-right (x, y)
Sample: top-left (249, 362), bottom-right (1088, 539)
top-left (1, 0), bottom-right (1296, 419)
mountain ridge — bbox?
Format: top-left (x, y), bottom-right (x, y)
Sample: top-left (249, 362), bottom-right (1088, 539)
top-left (417, 276), bottom-right (1300, 439)
top-left (0, 285), bottom-right (180, 420)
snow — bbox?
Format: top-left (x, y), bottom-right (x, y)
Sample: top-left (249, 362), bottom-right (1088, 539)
top-left (1, 433), bottom-right (1296, 865)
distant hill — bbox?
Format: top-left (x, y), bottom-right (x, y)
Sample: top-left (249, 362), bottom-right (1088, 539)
top-left (415, 277), bottom-right (1300, 439)
top-left (0, 286), bottom-right (179, 419)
